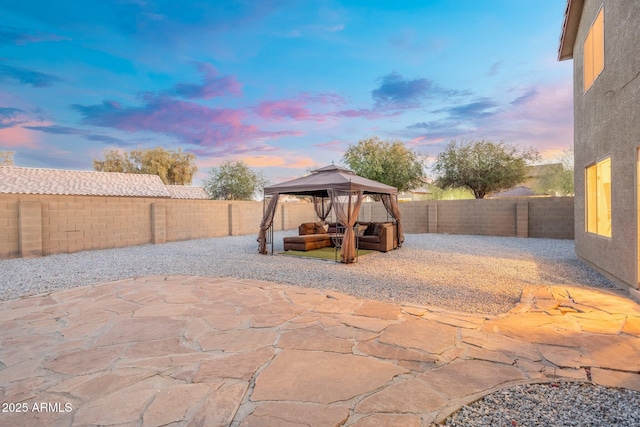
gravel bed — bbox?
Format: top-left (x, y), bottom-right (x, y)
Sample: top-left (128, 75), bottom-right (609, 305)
top-left (0, 232), bottom-right (614, 314)
top-left (0, 233), bottom-right (632, 424)
top-left (445, 382), bottom-right (640, 427)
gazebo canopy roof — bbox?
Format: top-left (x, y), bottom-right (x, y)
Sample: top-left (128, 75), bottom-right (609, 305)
top-left (263, 164), bottom-right (397, 197)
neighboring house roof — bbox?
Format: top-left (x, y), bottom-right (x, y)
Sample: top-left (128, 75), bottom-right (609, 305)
top-left (489, 186), bottom-right (538, 198)
top-left (558, 0), bottom-right (585, 60)
top-left (0, 166), bottom-right (171, 197)
top-left (165, 185), bottom-right (209, 199)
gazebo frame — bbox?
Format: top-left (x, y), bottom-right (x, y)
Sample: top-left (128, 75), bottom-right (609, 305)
top-left (257, 165), bottom-right (404, 263)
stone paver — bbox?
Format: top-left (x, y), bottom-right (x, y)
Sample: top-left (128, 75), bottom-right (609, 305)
top-left (1, 277), bottom-right (640, 426)
top-left (251, 349), bottom-right (407, 403)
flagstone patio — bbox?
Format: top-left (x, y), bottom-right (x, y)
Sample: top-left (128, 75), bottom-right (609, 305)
top-left (1, 275), bottom-right (640, 426)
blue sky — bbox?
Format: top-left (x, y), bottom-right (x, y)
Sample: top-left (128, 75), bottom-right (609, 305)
top-left (0, 0), bottom-right (572, 185)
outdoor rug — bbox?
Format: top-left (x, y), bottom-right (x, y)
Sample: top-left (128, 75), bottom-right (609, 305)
top-left (280, 247), bottom-right (375, 261)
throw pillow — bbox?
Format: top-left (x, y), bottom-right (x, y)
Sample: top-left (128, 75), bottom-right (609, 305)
top-left (364, 223), bottom-right (376, 236)
top-left (356, 224), bottom-right (368, 236)
top-left (315, 224), bottom-right (328, 234)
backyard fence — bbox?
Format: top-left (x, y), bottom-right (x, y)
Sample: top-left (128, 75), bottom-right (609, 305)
top-left (0, 194), bottom-right (573, 259)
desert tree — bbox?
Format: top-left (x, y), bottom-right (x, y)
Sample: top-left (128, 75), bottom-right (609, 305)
top-left (342, 136), bottom-right (426, 192)
top-left (93, 147), bottom-right (197, 185)
top-left (204, 160), bottom-right (268, 200)
top-left (432, 139), bottom-right (540, 199)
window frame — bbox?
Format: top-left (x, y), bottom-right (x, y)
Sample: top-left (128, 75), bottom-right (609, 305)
top-left (585, 156), bottom-right (611, 237)
top-left (583, 6), bottom-right (605, 93)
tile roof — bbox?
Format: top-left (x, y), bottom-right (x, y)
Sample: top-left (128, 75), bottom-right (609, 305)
top-left (165, 185), bottom-right (209, 199)
top-left (0, 166), bottom-right (171, 197)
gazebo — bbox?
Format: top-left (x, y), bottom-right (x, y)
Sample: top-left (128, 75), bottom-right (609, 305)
top-left (257, 165), bottom-right (404, 263)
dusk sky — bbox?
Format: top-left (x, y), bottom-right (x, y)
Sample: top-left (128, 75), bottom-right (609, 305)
top-left (0, 0), bottom-right (573, 186)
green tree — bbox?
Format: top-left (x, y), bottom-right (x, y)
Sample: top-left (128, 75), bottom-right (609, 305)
top-left (0, 151), bottom-right (14, 166)
top-left (204, 160), bottom-right (268, 200)
top-left (342, 136), bottom-right (426, 192)
top-left (534, 147), bottom-right (574, 196)
top-left (93, 147), bottom-right (197, 185)
top-left (432, 139), bottom-right (540, 199)
top-left (425, 186), bottom-right (475, 200)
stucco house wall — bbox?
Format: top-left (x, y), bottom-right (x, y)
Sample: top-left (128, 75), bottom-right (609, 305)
top-left (561, 0), bottom-right (640, 290)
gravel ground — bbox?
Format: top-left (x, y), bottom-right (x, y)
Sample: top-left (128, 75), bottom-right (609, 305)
top-left (0, 232), bottom-right (632, 425)
top-left (0, 231), bottom-right (614, 314)
top-left (445, 382), bottom-right (640, 427)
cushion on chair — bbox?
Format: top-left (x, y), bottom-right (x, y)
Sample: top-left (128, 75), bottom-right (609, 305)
top-left (299, 223), bottom-right (317, 235)
top-left (358, 235), bottom-right (381, 244)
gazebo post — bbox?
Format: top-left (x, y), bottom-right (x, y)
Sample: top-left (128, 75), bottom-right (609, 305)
top-left (261, 193), bottom-right (275, 254)
top-left (271, 196), bottom-right (274, 254)
top-left (347, 180), bottom-right (352, 263)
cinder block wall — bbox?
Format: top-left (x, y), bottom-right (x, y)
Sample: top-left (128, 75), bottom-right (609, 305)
top-left (0, 194), bottom-right (574, 259)
top-left (396, 202), bottom-right (429, 233)
top-left (0, 194), bottom-right (20, 258)
top-left (165, 199), bottom-right (230, 241)
top-left (229, 201), bottom-right (264, 236)
top-left (282, 203), bottom-right (317, 230)
top-left (527, 197), bottom-right (574, 239)
top-left (48, 194), bottom-right (152, 255)
top-left (435, 199), bottom-right (517, 236)
top-left (360, 197), bottom-right (573, 238)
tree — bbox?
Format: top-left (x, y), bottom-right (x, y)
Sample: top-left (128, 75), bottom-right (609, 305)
top-left (203, 160), bottom-right (268, 200)
top-left (0, 151), bottom-right (14, 166)
top-left (534, 147), bottom-right (574, 196)
top-left (342, 137), bottom-right (426, 192)
top-left (93, 147), bottom-right (197, 185)
top-left (426, 186), bottom-right (474, 200)
top-left (432, 139), bottom-right (540, 199)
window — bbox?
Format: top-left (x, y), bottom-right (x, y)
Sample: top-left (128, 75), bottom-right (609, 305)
top-left (586, 157), bottom-right (611, 237)
top-left (584, 7), bottom-right (604, 92)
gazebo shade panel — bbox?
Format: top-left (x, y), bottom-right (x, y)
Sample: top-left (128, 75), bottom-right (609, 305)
top-left (263, 165), bottom-right (397, 197)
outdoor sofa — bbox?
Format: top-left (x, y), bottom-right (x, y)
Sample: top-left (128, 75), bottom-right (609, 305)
top-left (282, 222), bottom-right (332, 251)
top-left (283, 221), bottom-right (398, 252)
top-left (354, 221), bottom-right (398, 252)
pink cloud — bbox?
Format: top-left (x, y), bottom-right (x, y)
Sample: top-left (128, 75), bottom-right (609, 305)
top-left (480, 83), bottom-right (574, 156)
top-left (406, 82), bottom-right (574, 160)
top-left (331, 109), bottom-right (401, 120)
top-left (0, 106), bottom-right (27, 128)
top-left (253, 98), bottom-right (321, 122)
top-left (171, 62), bottom-right (242, 99)
top-left (73, 95), bottom-right (298, 148)
top-left (252, 92), bottom-right (346, 122)
top-left (243, 155), bottom-right (315, 169)
top-left (312, 139), bottom-right (343, 148)
top-left (0, 119), bottom-right (55, 149)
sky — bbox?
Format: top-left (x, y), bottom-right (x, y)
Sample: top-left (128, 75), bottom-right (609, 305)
top-left (0, 0), bottom-right (573, 186)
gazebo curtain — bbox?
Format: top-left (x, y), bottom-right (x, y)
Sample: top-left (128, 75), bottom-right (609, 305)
top-left (329, 189), bottom-right (364, 263)
top-left (312, 196), bottom-right (332, 221)
top-left (258, 194), bottom-right (279, 254)
top-left (380, 194), bottom-right (404, 247)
